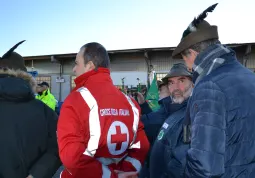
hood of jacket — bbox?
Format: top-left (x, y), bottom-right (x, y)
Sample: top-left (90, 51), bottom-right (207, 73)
top-left (0, 68), bottom-right (36, 102)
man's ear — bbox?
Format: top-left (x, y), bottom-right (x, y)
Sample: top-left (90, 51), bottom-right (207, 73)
top-left (87, 61), bottom-right (96, 70)
top-left (189, 49), bottom-right (198, 57)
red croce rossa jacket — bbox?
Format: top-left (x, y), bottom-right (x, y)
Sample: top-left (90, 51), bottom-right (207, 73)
top-left (57, 68), bottom-right (150, 178)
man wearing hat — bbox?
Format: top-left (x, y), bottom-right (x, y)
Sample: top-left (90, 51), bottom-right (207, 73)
top-left (36, 81), bottom-right (57, 110)
top-left (148, 63), bottom-right (193, 178)
top-left (0, 41), bottom-right (61, 178)
top-left (172, 3), bottom-right (255, 177)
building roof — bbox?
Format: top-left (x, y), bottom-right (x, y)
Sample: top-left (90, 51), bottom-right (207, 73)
top-left (23, 42), bottom-right (254, 61)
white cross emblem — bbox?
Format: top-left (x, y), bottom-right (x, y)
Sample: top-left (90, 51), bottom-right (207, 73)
top-left (107, 121), bottom-right (129, 155)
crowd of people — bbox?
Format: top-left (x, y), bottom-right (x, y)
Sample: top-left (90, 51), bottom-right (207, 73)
top-left (1, 3), bottom-right (255, 178)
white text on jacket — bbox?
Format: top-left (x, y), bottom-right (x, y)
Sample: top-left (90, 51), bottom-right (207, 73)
top-left (100, 108), bottom-right (130, 116)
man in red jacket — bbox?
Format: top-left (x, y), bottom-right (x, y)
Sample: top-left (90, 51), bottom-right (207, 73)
top-left (57, 42), bottom-right (150, 178)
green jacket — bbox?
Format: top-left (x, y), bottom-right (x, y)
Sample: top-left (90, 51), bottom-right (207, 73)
top-left (36, 89), bottom-right (57, 110)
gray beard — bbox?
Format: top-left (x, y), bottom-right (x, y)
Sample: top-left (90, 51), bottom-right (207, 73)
top-left (172, 85), bottom-right (193, 104)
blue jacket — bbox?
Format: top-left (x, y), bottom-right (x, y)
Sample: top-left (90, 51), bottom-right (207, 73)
top-left (140, 101), bottom-right (153, 115)
top-left (139, 97), bottom-right (172, 178)
top-left (141, 97), bottom-right (172, 145)
top-left (149, 100), bottom-right (189, 178)
top-left (185, 50), bottom-right (255, 177)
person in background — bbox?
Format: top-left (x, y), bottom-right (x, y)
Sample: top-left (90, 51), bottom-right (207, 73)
top-left (136, 80), bottom-right (172, 150)
top-left (57, 42), bottom-right (149, 178)
top-left (0, 41), bottom-right (61, 178)
top-left (172, 3), bottom-right (255, 177)
top-left (36, 81), bottom-right (57, 110)
top-left (138, 81), bottom-right (170, 116)
top-left (157, 80), bottom-right (170, 101)
top-left (141, 87), bottom-right (147, 98)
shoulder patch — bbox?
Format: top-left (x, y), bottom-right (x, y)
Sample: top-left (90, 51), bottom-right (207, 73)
top-left (162, 122), bottom-right (169, 129)
top-left (157, 130), bottom-right (164, 140)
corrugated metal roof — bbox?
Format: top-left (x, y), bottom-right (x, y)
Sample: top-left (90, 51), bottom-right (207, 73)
top-left (23, 42), bottom-right (255, 61)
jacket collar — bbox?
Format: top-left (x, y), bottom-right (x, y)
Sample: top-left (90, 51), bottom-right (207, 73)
top-left (74, 68), bottom-right (112, 90)
top-left (158, 96), bottom-right (171, 106)
top-left (168, 98), bottom-right (188, 114)
top-left (158, 96), bottom-right (188, 114)
top-left (39, 88), bottom-right (50, 97)
top-left (192, 44), bottom-right (236, 84)
top-left (0, 68), bottom-right (36, 89)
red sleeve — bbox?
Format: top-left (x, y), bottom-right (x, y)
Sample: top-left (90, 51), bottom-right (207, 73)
top-left (57, 93), bottom-right (118, 178)
top-left (117, 98), bottom-right (150, 173)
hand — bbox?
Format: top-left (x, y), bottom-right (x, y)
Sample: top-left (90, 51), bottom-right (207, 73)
top-left (117, 171), bottom-right (138, 178)
top-left (136, 92), bottom-right (145, 105)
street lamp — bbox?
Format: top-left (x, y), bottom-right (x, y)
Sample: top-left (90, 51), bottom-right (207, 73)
top-left (121, 77), bottom-right (125, 91)
top-left (137, 78), bottom-right (141, 92)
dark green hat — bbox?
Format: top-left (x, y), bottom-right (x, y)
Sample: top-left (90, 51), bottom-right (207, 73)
top-left (0, 40), bottom-right (27, 71)
top-left (172, 3), bottom-right (218, 59)
top-left (162, 63), bottom-right (192, 83)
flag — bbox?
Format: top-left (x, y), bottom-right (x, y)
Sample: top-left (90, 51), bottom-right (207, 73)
top-left (145, 73), bottom-right (160, 111)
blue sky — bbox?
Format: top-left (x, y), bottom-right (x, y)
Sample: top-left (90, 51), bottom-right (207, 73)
top-left (1, 0), bottom-right (254, 56)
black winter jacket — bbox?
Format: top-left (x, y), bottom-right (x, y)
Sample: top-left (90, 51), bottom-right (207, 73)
top-left (0, 70), bottom-right (61, 178)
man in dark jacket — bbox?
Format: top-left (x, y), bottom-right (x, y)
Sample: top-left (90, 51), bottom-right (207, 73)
top-left (172, 3), bottom-right (255, 177)
top-left (137, 81), bottom-right (171, 145)
top-left (0, 41), bottom-right (61, 178)
top-left (139, 81), bottom-right (170, 115)
top-left (149, 63), bottom-right (193, 178)
top-left (138, 83), bottom-right (171, 178)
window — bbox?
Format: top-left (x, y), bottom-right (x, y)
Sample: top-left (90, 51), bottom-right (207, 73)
top-left (36, 76), bottom-right (51, 89)
top-left (71, 76), bottom-right (76, 89)
top-left (156, 73), bottom-right (167, 81)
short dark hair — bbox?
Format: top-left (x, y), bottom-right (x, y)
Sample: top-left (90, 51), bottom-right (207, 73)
top-left (182, 39), bottom-right (220, 56)
top-left (81, 42), bottom-right (110, 69)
